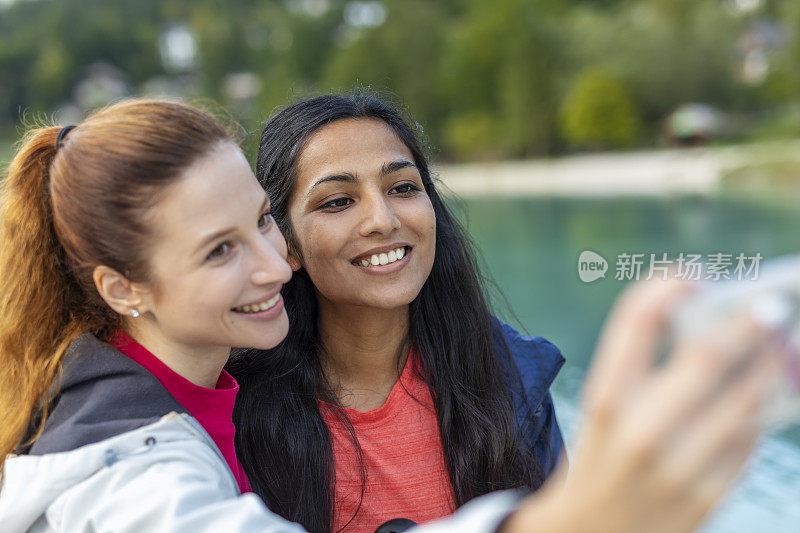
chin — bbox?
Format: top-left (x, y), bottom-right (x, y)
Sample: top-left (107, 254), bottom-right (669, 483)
top-left (362, 290), bottom-right (420, 310)
top-left (242, 312), bottom-right (290, 350)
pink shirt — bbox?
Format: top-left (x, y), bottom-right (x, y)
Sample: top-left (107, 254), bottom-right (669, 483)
top-left (111, 332), bottom-right (251, 493)
top-left (319, 350), bottom-right (455, 532)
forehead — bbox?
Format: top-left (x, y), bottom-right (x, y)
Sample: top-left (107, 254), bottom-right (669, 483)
top-left (147, 142), bottom-right (262, 248)
top-left (295, 118), bottom-right (415, 182)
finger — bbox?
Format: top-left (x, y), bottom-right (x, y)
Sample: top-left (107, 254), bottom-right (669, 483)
top-left (632, 316), bottom-right (771, 420)
top-left (594, 309), bottom-right (779, 482)
top-left (681, 431), bottom-right (762, 527)
top-left (584, 279), bottom-right (695, 412)
top-left (649, 348), bottom-right (776, 499)
top-left (670, 343), bottom-right (780, 472)
top-left (614, 314), bottom-right (776, 459)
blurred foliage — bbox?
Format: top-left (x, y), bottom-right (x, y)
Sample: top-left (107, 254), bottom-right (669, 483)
top-left (560, 68), bottom-right (641, 149)
top-left (0, 0), bottom-right (798, 161)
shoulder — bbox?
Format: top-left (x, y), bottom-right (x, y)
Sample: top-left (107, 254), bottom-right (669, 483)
top-left (27, 333), bottom-right (187, 455)
top-left (491, 319), bottom-right (566, 475)
top-left (491, 317), bottom-right (565, 408)
top-left (53, 415), bottom-right (304, 532)
top-left (2, 415), bottom-right (238, 532)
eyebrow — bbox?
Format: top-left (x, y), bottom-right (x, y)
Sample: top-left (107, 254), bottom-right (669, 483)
top-left (305, 173), bottom-right (357, 199)
top-left (381, 159), bottom-right (416, 176)
top-left (193, 195), bottom-right (270, 256)
top-left (304, 160), bottom-right (418, 199)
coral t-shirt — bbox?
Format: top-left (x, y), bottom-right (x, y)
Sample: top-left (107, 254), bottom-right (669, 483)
top-left (319, 350), bottom-right (455, 532)
top-left (111, 331), bottom-right (252, 494)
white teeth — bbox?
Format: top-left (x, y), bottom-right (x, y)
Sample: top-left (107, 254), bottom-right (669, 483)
top-left (234, 294), bottom-right (280, 313)
top-left (358, 247), bottom-right (408, 268)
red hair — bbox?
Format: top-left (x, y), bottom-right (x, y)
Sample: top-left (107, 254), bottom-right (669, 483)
top-left (0, 99), bottom-right (231, 472)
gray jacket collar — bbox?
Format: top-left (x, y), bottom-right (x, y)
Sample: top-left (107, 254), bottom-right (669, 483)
top-left (24, 333), bottom-right (187, 455)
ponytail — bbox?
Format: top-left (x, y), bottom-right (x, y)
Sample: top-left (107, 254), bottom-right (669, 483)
top-left (0, 127), bottom-right (93, 470)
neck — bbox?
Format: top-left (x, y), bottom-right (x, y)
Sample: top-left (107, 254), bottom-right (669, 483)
top-left (317, 298), bottom-right (410, 411)
top-left (123, 319), bottom-right (229, 388)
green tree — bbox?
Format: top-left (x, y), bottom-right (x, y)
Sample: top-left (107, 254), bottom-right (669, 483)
top-left (762, 1), bottom-right (800, 104)
top-left (560, 67), bottom-right (641, 149)
top-left (562, 0), bottom-right (745, 126)
top-left (438, 0), bottom-right (566, 158)
top-left (323, 0), bottom-right (448, 140)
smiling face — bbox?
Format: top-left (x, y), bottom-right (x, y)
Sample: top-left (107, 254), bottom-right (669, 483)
top-left (287, 118), bottom-right (436, 310)
top-left (136, 141), bottom-right (292, 351)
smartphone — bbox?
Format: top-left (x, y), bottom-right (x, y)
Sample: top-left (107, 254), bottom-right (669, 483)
top-left (670, 254), bottom-right (800, 427)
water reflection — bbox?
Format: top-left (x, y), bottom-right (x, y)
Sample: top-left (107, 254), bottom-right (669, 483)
top-left (458, 195), bottom-right (800, 532)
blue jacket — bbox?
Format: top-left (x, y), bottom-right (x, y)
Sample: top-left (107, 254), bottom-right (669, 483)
top-left (493, 318), bottom-right (565, 480)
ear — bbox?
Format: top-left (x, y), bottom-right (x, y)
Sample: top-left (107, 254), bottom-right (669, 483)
top-left (92, 265), bottom-right (151, 317)
top-left (287, 243), bottom-right (303, 272)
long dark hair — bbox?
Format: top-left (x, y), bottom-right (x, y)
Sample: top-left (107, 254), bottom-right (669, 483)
top-left (228, 92), bottom-right (546, 533)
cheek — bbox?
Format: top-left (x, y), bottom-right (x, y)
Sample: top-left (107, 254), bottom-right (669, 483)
top-left (408, 200), bottom-right (436, 247)
top-left (414, 202), bottom-right (437, 275)
top-left (294, 215), bottom-right (348, 268)
top-left (269, 228), bottom-right (289, 260)
top-left (296, 227), bottom-right (366, 301)
top-left (302, 233), bottom-right (344, 280)
top-left (160, 265), bottom-right (240, 314)
top-left (290, 231), bottom-right (334, 285)
top-left (149, 278), bottom-right (190, 312)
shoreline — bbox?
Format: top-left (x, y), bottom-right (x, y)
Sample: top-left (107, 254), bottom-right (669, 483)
top-left (433, 139), bottom-right (800, 198)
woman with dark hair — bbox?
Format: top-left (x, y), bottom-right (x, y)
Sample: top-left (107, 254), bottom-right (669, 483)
top-left (230, 92), bottom-right (780, 533)
top-left (229, 92), bottom-right (563, 533)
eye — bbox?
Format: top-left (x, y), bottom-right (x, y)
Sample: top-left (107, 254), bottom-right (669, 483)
top-left (390, 183), bottom-right (420, 195)
top-left (207, 242), bottom-right (232, 260)
top-left (320, 197), bottom-right (353, 210)
top-left (258, 212), bottom-right (272, 229)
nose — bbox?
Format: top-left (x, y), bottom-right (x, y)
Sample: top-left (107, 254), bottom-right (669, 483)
top-left (358, 193), bottom-right (401, 237)
top-left (250, 234), bottom-right (293, 287)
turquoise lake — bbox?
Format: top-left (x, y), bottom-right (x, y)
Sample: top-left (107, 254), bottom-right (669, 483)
top-left (460, 195), bottom-right (800, 532)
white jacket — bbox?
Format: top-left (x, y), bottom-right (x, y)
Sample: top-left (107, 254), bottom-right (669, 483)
top-left (0, 335), bottom-right (520, 533)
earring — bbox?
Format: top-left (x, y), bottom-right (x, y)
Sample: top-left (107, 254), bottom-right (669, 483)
top-left (131, 309), bottom-right (140, 318)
